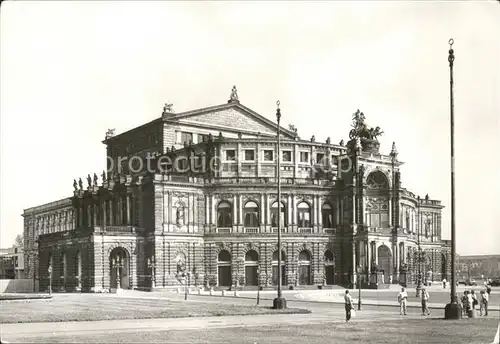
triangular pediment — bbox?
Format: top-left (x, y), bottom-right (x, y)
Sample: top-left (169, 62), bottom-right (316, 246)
top-left (165, 103), bottom-right (296, 138)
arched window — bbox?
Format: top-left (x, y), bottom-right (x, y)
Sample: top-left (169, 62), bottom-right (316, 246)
top-left (366, 171), bottom-right (389, 189)
top-left (245, 250), bottom-right (259, 262)
top-left (322, 203), bottom-right (333, 228)
top-left (218, 250), bottom-right (231, 262)
top-left (405, 212), bottom-right (410, 230)
top-left (217, 201), bottom-right (232, 227)
top-left (297, 202), bottom-right (311, 227)
top-left (272, 250), bottom-right (286, 262)
top-left (324, 250), bottom-right (334, 263)
top-left (244, 201), bottom-right (259, 227)
top-left (271, 202), bottom-right (287, 227)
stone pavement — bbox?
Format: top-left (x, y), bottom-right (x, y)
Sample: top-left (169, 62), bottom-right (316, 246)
top-left (0, 302), bottom-right (425, 343)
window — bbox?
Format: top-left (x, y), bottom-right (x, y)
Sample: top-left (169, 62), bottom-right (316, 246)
top-left (282, 151), bottom-right (292, 162)
top-left (150, 134), bottom-right (158, 145)
top-left (322, 203), bottom-right (333, 228)
top-left (244, 149), bottom-right (255, 161)
top-left (181, 132), bottom-right (193, 145)
top-left (244, 201), bottom-right (259, 227)
top-left (225, 149), bottom-right (236, 161)
top-left (217, 201), bottom-right (232, 227)
top-left (198, 134), bottom-right (209, 143)
top-left (316, 153), bottom-right (325, 164)
top-left (297, 202), bottom-right (311, 227)
top-left (263, 150), bottom-right (274, 161)
top-left (300, 152), bottom-right (309, 163)
top-left (271, 202), bottom-right (287, 227)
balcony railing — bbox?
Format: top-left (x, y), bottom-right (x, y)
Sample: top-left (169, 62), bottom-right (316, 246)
top-left (298, 228), bottom-right (312, 234)
top-left (245, 227), bottom-right (259, 234)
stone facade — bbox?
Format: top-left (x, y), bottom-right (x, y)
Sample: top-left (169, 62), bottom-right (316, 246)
top-left (22, 91), bottom-right (451, 292)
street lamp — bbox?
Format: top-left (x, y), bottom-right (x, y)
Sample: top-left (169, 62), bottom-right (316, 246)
top-left (444, 38), bottom-right (462, 319)
top-left (256, 266), bottom-right (260, 305)
top-left (183, 271), bottom-right (190, 300)
top-left (416, 196), bottom-right (423, 297)
top-left (47, 264), bottom-right (52, 295)
top-left (112, 256), bottom-right (123, 290)
top-left (273, 100), bottom-right (286, 310)
top-left (147, 257), bottom-right (156, 289)
top-left (357, 265), bottom-right (362, 310)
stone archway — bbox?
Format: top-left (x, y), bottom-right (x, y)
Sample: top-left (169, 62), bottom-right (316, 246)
top-left (298, 250), bottom-right (312, 285)
top-left (109, 247), bottom-right (130, 290)
top-left (217, 250), bottom-right (232, 287)
top-left (377, 245), bottom-right (391, 284)
top-left (244, 250), bottom-right (259, 286)
top-left (324, 250), bottom-right (335, 285)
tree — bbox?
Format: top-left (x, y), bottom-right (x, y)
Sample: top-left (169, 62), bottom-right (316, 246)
top-left (14, 234), bottom-right (23, 248)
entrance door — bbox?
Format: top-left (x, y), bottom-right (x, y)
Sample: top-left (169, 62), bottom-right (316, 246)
top-left (325, 265), bottom-right (335, 285)
top-left (245, 266), bottom-right (258, 286)
top-left (218, 266), bottom-right (231, 286)
top-left (299, 265), bottom-right (311, 285)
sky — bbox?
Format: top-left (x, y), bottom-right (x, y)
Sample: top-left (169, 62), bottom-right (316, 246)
top-left (1, 1), bottom-right (499, 255)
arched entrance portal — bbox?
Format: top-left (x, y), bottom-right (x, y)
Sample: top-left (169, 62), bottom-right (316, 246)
top-left (377, 245), bottom-right (391, 284)
top-left (244, 250), bottom-right (259, 286)
top-left (218, 250), bottom-right (232, 287)
top-left (109, 247), bottom-right (130, 289)
top-left (298, 250), bottom-right (312, 285)
top-left (324, 250), bottom-right (335, 285)
top-left (272, 250), bottom-right (286, 286)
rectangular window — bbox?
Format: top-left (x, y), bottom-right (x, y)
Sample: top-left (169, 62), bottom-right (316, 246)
top-left (225, 149), bottom-right (236, 161)
top-left (316, 153), bottom-right (325, 164)
top-left (244, 149), bottom-right (255, 161)
top-left (282, 151), bottom-right (292, 162)
top-left (198, 134), bottom-right (209, 143)
top-left (263, 150), bottom-right (274, 161)
top-left (300, 152), bottom-right (309, 163)
top-left (181, 132), bottom-right (193, 145)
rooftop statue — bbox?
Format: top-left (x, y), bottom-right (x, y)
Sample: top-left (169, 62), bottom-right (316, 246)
top-left (73, 179), bottom-right (78, 191)
top-left (78, 178), bottom-right (83, 190)
top-left (93, 173), bottom-right (98, 186)
top-left (163, 103), bottom-right (174, 113)
top-left (105, 128), bottom-right (115, 140)
top-left (229, 85), bottom-right (239, 101)
top-left (101, 170), bottom-right (106, 183)
top-left (87, 174), bottom-right (92, 187)
top-left (349, 110), bottom-right (384, 141)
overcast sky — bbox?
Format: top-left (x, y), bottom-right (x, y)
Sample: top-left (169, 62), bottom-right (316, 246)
top-left (1, 1), bottom-right (499, 255)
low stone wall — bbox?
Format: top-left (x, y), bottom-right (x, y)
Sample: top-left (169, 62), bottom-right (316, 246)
top-left (0, 279), bottom-right (39, 293)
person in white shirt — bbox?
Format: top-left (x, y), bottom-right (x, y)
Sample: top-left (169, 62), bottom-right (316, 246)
top-left (421, 287), bottom-right (430, 315)
top-left (480, 290), bottom-right (489, 316)
top-left (344, 290), bottom-right (353, 322)
top-left (398, 287), bottom-right (408, 315)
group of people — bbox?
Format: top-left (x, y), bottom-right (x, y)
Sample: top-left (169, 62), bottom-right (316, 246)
top-left (460, 282), bottom-right (491, 316)
top-left (397, 287), bottom-right (430, 316)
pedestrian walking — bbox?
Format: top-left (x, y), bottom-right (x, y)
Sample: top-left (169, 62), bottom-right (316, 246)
top-left (462, 291), bottom-right (469, 316)
top-left (442, 278), bottom-right (447, 289)
top-left (344, 290), bottom-right (353, 322)
top-left (421, 287), bottom-right (430, 315)
top-left (485, 282), bottom-right (492, 297)
top-left (398, 287), bottom-right (408, 315)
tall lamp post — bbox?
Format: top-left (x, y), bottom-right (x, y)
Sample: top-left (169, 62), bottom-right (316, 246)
top-left (416, 196), bottom-right (423, 297)
top-left (184, 272), bottom-right (190, 301)
top-left (357, 265), bottom-right (362, 310)
top-left (47, 264), bottom-right (52, 295)
top-left (147, 257), bottom-right (156, 289)
top-left (256, 266), bottom-right (260, 305)
top-left (273, 100), bottom-right (286, 310)
top-left (444, 38), bottom-right (462, 319)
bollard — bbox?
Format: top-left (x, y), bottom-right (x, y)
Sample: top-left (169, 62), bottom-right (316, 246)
top-left (210, 289), bottom-right (214, 296)
top-left (177, 288), bottom-right (181, 294)
top-left (234, 291), bottom-right (239, 297)
top-left (198, 289), bottom-right (202, 295)
top-left (222, 290), bottom-right (226, 297)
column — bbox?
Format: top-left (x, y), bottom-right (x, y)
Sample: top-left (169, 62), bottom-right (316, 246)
top-left (162, 191), bottom-right (166, 225)
top-left (352, 241), bottom-right (357, 285)
top-left (210, 194), bottom-right (215, 225)
top-left (292, 195), bottom-right (297, 226)
top-left (205, 195), bottom-right (210, 227)
top-left (188, 194), bottom-right (192, 228)
top-left (168, 192), bottom-right (172, 225)
top-left (233, 195), bottom-right (237, 226)
top-left (366, 240), bottom-right (371, 274)
top-left (238, 195), bottom-right (243, 225)
top-left (109, 200), bottom-right (114, 226)
top-left (193, 195), bottom-right (198, 230)
top-left (126, 194), bottom-right (131, 225)
top-left (317, 195), bottom-right (322, 227)
top-left (86, 204), bottom-right (91, 227)
top-left (362, 196), bottom-right (366, 226)
top-left (102, 200), bottom-right (107, 227)
top-left (265, 194), bottom-right (270, 225)
top-left (287, 194), bottom-right (292, 227)
top-left (388, 197), bottom-right (393, 227)
top-left (93, 203), bottom-right (98, 227)
top-left (260, 194), bottom-right (265, 226)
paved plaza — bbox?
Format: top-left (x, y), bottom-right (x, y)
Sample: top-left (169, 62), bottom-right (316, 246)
top-left (1, 290), bottom-right (499, 343)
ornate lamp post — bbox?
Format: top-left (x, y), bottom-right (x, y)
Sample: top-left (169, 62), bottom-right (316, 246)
top-left (256, 265), bottom-right (261, 305)
top-left (47, 264), bottom-right (52, 295)
top-left (357, 265), bottom-right (362, 310)
top-left (112, 256), bottom-right (123, 290)
top-left (416, 196), bottom-right (423, 297)
top-left (273, 100), bottom-right (286, 310)
top-left (444, 38), bottom-right (462, 319)
top-left (147, 257), bottom-right (156, 289)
